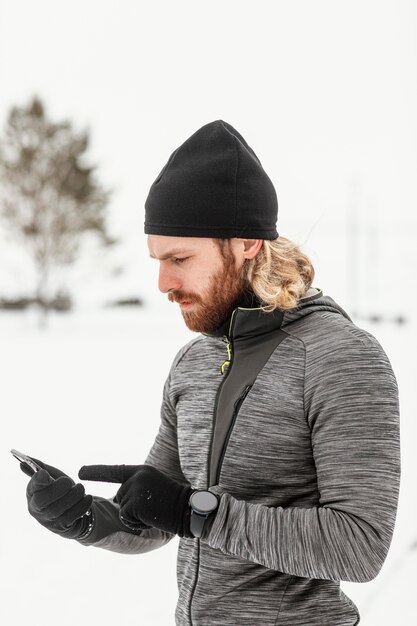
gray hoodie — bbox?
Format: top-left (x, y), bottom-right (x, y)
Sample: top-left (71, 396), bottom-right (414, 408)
top-left (78, 287), bottom-right (401, 626)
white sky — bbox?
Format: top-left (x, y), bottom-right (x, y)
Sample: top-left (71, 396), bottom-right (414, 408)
top-left (0, 0), bottom-right (416, 313)
top-left (1, 4), bottom-right (416, 623)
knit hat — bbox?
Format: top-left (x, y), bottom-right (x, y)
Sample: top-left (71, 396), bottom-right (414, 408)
top-left (144, 120), bottom-right (278, 239)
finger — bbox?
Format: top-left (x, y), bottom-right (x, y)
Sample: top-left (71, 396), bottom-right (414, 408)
top-left (78, 464), bottom-right (140, 483)
top-left (34, 459), bottom-right (69, 480)
top-left (20, 462), bottom-right (35, 478)
top-left (119, 507), bottom-right (151, 532)
top-left (60, 494), bottom-right (93, 523)
top-left (46, 484), bottom-right (87, 520)
top-left (31, 477), bottom-right (77, 512)
top-left (42, 494), bottom-right (93, 531)
top-left (22, 457), bottom-right (69, 480)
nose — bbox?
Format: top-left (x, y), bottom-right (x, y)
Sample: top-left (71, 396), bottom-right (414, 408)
top-left (158, 263), bottom-right (182, 294)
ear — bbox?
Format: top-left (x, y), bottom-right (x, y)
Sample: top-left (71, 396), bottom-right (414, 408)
top-left (242, 239), bottom-right (263, 260)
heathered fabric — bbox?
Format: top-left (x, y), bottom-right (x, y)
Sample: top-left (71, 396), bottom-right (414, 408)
top-left (78, 288), bottom-right (401, 626)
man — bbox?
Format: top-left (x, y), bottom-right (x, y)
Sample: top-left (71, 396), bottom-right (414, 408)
top-left (21, 120), bottom-right (401, 626)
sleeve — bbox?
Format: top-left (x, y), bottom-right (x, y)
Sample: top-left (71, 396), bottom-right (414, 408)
top-left (76, 494), bottom-right (174, 554)
top-left (201, 330), bottom-right (401, 583)
top-left (77, 341), bottom-right (195, 553)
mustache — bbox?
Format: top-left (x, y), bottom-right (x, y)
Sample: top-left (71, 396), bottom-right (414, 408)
top-left (168, 292), bottom-right (202, 304)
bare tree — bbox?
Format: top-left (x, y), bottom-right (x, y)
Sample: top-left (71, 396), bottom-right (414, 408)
top-left (0, 95), bottom-right (115, 325)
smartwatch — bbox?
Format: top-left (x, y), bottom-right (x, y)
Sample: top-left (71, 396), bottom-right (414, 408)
top-left (189, 490), bottom-right (219, 538)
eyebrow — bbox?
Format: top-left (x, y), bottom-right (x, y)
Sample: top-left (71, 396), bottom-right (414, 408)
top-left (149, 249), bottom-right (192, 260)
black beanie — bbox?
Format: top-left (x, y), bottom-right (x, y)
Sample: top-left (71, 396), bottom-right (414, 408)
top-left (144, 120), bottom-right (278, 239)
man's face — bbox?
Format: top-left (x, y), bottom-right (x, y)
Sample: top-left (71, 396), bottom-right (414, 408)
top-left (148, 235), bottom-right (251, 333)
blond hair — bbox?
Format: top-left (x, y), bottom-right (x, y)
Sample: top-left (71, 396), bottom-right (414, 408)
top-left (215, 236), bottom-right (315, 312)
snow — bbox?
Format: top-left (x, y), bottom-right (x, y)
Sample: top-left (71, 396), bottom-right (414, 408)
top-left (1, 303), bottom-right (415, 625)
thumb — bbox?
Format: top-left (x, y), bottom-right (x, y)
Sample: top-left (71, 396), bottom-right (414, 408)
top-left (32, 457), bottom-right (69, 480)
top-left (78, 464), bottom-right (141, 483)
top-left (18, 456), bottom-right (68, 480)
top-left (26, 468), bottom-right (54, 497)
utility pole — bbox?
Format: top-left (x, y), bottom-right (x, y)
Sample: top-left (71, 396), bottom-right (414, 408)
top-left (346, 176), bottom-right (362, 318)
top-left (346, 183), bottom-right (406, 326)
top-left (366, 197), bottom-right (379, 319)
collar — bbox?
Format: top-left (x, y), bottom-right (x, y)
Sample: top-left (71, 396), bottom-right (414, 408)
top-left (203, 287), bottom-right (323, 341)
top-left (203, 291), bottom-right (284, 341)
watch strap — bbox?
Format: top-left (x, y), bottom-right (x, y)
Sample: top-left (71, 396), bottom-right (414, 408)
top-left (190, 509), bottom-right (207, 538)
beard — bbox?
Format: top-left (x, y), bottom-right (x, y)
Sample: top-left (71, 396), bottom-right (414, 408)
top-left (167, 255), bottom-right (253, 334)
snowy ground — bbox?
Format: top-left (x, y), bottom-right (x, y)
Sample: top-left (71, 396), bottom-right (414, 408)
top-left (1, 303), bottom-right (415, 626)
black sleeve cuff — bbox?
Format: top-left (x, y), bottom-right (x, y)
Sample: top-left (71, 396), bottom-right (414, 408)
top-left (77, 495), bottom-right (143, 546)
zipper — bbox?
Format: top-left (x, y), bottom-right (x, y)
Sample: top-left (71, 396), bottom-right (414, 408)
top-left (206, 310), bottom-right (238, 490)
top-left (215, 384), bottom-right (252, 484)
top-left (191, 311), bottom-right (239, 625)
top-left (191, 312), bottom-right (245, 623)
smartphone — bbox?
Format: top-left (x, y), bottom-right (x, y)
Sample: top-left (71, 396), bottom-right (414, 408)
top-left (11, 449), bottom-right (43, 474)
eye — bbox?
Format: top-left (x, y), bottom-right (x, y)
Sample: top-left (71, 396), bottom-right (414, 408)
top-left (172, 257), bottom-right (189, 264)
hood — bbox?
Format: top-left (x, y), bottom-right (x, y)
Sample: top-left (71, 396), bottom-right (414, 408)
top-left (281, 287), bottom-right (353, 327)
top-left (205, 287), bottom-right (352, 341)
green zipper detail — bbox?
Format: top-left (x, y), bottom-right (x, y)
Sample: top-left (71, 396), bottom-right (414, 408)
top-left (220, 338), bottom-right (232, 374)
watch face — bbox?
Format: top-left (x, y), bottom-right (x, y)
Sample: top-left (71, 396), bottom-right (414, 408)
top-left (190, 491), bottom-right (218, 514)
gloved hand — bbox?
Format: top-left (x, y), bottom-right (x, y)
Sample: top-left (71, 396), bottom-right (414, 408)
top-left (20, 456), bottom-right (94, 540)
top-left (78, 463), bottom-right (195, 538)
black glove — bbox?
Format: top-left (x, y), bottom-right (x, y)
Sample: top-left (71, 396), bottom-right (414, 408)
top-left (79, 463), bottom-right (195, 538)
top-left (21, 457), bottom-right (93, 540)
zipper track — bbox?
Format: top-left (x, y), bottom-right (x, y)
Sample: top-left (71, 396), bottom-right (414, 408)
top-left (206, 310), bottom-right (238, 490)
top-left (189, 312), bottom-right (238, 625)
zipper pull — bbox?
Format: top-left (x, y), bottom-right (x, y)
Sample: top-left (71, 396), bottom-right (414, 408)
top-left (220, 336), bottom-right (232, 375)
top-left (233, 384), bottom-right (252, 414)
